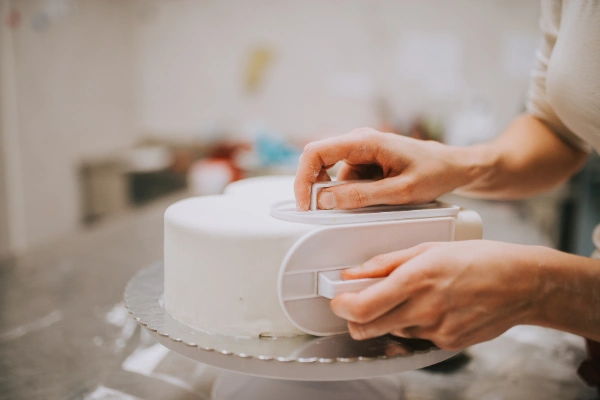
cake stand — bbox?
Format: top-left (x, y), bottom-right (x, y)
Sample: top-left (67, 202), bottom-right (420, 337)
top-left (125, 262), bottom-right (460, 381)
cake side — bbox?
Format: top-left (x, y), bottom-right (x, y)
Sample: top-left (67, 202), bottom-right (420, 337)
top-left (164, 194), bottom-right (318, 337)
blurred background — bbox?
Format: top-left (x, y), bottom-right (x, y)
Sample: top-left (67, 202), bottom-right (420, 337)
top-left (3, 2), bottom-right (600, 399)
top-left (0, 0), bottom-right (598, 260)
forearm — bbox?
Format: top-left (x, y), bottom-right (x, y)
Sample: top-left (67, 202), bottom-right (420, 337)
top-left (455, 114), bottom-right (588, 199)
top-left (529, 247), bottom-right (600, 342)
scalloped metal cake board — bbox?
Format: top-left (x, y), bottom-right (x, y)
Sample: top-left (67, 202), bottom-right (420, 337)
top-left (124, 263), bottom-right (460, 381)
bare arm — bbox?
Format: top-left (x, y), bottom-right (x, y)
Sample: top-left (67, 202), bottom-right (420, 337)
top-left (457, 114), bottom-right (588, 199)
top-left (294, 114), bottom-right (588, 211)
top-left (294, 117), bottom-right (599, 352)
top-left (534, 248), bottom-right (600, 342)
top-left (331, 241), bottom-right (600, 348)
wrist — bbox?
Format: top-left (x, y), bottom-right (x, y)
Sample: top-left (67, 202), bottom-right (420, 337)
top-left (451, 142), bottom-right (499, 192)
top-left (520, 245), bottom-right (555, 326)
top-left (527, 247), bottom-right (600, 340)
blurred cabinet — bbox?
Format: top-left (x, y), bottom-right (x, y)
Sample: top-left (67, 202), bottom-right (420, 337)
top-left (79, 146), bottom-right (186, 224)
top-left (80, 159), bottom-right (130, 224)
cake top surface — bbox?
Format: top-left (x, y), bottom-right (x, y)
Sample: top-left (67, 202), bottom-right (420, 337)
top-left (165, 194), bottom-right (317, 238)
top-left (223, 175), bottom-right (296, 201)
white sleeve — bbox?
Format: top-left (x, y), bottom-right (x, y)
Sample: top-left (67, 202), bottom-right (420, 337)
top-left (526, 0), bottom-right (591, 152)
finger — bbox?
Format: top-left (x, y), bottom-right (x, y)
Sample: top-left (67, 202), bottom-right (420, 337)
top-left (319, 177), bottom-right (414, 210)
top-left (294, 131), bottom-right (384, 211)
top-left (347, 299), bottom-right (436, 340)
top-left (309, 169), bottom-right (333, 209)
top-left (348, 318), bottom-right (417, 341)
top-left (337, 162), bottom-right (384, 181)
top-left (336, 162), bottom-right (362, 181)
top-left (342, 243), bottom-right (431, 280)
top-left (426, 315), bottom-right (513, 351)
top-left (331, 270), bottom-right (411, 324)
top-left (390, 325), bottom-right (421, 339)
top-left (445, 324), bottom-right (510, 350)
top-left (384, 340), bottom-right (414, 357)
top-left (395, 309), bottom-right (510, 350)
top-left (410, 325), bottom-right (462, 350)
top-left (332, 247), bottom-right (437, 324)
top-left (294, 165), bottom-right (331, 211)
top-left (316, 168), bottom-right (331, 183)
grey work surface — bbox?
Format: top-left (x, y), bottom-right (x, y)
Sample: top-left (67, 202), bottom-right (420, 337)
top-left (0, 193), bottom-right (597, 400)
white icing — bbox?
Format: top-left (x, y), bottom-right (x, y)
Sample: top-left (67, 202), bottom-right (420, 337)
top-left (223, 175), bottom-right (296, 202)
top-left (164, 176), bottom-right (318, 337)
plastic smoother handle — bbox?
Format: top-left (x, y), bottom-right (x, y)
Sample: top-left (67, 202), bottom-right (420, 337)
top-left (317, 269), bottom-right (384, 300)
top-left (310, 180), bottom-right (373, 211)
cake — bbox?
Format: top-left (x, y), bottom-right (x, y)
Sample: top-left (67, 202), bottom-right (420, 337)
top-left (164, 176), bottom-right (483, 338)
top-left (164, 176), bottom-right (318, 337)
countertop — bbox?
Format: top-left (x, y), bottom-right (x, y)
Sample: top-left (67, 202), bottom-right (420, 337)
top-left (0, 193), bottom-right (597, 400)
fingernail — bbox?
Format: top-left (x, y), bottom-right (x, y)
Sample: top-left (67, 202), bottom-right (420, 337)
top-left (318, 191), bottom-right (336, 210)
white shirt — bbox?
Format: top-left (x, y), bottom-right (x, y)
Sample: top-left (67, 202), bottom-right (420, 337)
top-left (527, 0), bottom-right (600, 257)
top-left (527, 0), bottom-right (600, 153)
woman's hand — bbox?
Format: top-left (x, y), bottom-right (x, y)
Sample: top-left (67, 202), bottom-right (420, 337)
top-left (294, 116), bottom-right (588, 211)
top-left (331, 240), bottom-right (545, 350)
top-left (294, 128), bottom-right (482, 211)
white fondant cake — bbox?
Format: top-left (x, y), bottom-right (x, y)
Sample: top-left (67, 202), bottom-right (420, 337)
top-left (165, 176), bottom-right (482, 338)
top-left (164, 176), bottom-right (317, 337)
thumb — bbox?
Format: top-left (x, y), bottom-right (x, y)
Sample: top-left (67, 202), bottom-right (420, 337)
top-left (316, 178), bottom-right (407, 210)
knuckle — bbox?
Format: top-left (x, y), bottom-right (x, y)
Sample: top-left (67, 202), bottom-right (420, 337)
top-left (400, 178), bottom-right (417, 199)
top-left (351, 127), bottom-right (375, 136)
top-left (438, 339), bottom-right (463, 351)
top-left (437, 325), bottom-right (453, 339)
top-left (348, 187), bottom-right (369, 208)
top-left (370, 254), bottom-right (390, 268)
top-left (419, 307), bottom-right (441, 327)
top-left (302, 142), bottom-right (319, 156)
top-left (432, 326), bottom-right (461, 350)
top-left (434, 340), bottom-right (452, 350)
top-left (432, 335), bottom-right (453, 350)
top-left (449, 338), bottom-right (465, 350)
top-left (350, 127), bottom-right (381, 142)
top-left (349, 323), bottom-right (368, 341)
top-left (415, 242), bottom-right (434, 251)
top-left (391, 328), bottom-right (413, 339)
top-left (349, 302), bottom-right (373, 324)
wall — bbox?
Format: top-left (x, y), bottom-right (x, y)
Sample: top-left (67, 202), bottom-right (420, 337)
top-left (0, 0), bottom-right (26, 257)
top-left (2, 0), bottom-right (138, 250)
top-left (0, 0), bottom-right (543, 252)
top-left (133, 0), bottom-right (541, 139)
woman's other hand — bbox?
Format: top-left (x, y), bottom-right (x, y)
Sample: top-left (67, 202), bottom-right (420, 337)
top-left (330, 240), bottom-right (544, 350)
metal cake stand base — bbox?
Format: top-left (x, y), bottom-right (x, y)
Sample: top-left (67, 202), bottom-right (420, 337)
top-left (125, 263), bottom-right (459, 381)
